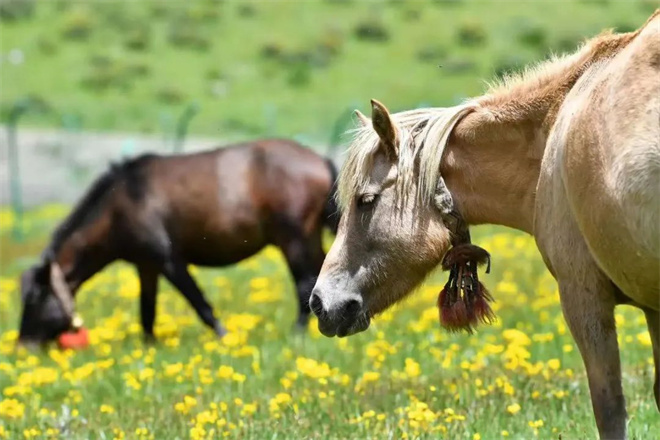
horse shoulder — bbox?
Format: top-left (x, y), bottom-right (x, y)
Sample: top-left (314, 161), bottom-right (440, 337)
top-left (555, 31), bottom-right (660, 306)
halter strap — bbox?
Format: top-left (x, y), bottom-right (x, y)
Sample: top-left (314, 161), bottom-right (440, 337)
top-left (49, 262), bottom-right (75, 320)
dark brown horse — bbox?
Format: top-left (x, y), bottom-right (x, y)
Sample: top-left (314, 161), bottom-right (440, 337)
top-left (18, 138), bottom-right (339, 345)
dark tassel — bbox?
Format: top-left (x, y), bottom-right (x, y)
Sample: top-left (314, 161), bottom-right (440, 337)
top-left (437, 244), bottom-right (495, 333)
top-left (471, 282), bottom-right (496, 325)
top-left (441, 244), bottom-right (491, 271)
top-left (438, 287), bottom-right (472, 333)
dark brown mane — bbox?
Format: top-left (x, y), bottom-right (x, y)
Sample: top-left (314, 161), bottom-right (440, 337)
top-left (45, 154), bottom-right (156, 259)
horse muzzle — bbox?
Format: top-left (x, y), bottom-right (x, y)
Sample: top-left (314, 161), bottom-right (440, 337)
top-left (309, 287), bottom-right (371, 337)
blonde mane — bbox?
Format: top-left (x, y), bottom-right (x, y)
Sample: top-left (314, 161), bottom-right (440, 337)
top-left (337, 103), bottom-right (477, 211)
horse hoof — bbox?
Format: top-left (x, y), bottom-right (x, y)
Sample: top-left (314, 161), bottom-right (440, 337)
top-left (143, 334), bottom-right (157, 345)
top-left (215, 325), bottom-right (228, 338)
top-left (293, 320), bottom-right (309, 335)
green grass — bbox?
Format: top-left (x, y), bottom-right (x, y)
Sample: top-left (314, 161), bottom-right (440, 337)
top-left (0, 206), bottom-right (657, 439)
top-left (1, 0), bottom-right (656, 142)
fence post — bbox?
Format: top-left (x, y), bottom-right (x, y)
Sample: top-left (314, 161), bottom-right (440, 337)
top-left (159, 111), bottom-right (174, 151)
top-left (6, 117), bottom-right (23, 241)
top-left (5, 97), bottom-right (50, 241)
top-left (263, 103), bottom-right (277, 137)
top-left (173, 101), bottom-right (200, 153)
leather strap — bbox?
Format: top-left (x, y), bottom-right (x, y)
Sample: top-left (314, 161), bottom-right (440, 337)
top-left (49, 262), bottom-right (75, 320)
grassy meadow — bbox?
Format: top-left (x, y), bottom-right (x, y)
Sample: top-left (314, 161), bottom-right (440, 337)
top-left (1, 0), bottom-right (657, 142)
top-left (0, 206), bottom-right (657, 439)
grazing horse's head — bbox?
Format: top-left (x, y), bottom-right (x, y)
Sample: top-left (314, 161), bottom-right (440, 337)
top-left (18, 257), bottom-right (74, 347)
top-left (310, 99), bottom-right (476, 337)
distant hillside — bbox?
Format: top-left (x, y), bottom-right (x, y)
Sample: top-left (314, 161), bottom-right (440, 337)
top-left (1, 0), bottom-right (655, 142)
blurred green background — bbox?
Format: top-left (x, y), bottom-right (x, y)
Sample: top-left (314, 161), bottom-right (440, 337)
top-left (1, 0), bottom-right (656, 144)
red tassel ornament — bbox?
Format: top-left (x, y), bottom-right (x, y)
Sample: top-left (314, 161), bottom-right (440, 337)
top-left (438, 244), bottom-right (495, 333)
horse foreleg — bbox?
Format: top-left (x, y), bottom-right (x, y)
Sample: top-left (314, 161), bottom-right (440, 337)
top-left (559, 280), bottom-right (627, 439)
top-left (643, 308), bottom-right (660, 412)
top-left (138, 265), bottom-right (159, 343)
top-left (161, 259), bottom-right (226, 337)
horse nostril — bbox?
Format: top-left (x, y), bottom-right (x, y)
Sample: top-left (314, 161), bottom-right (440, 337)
top-left (310, 292), bottom-right (324, 316)
top-left (344, 299), bottom-right (362, 317)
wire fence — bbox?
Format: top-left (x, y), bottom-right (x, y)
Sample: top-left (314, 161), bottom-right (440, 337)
top-left (1, 96), bottom-right (366, 241)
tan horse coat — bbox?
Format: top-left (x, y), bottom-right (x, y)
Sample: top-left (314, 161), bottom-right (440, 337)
top-left (312, 10), bottom-right (659, 440)
top-left (533, 12), bottom-right (659, 439)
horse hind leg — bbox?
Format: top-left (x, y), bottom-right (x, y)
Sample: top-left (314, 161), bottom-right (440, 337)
top-left (643, 308), bottom-right (660, 412)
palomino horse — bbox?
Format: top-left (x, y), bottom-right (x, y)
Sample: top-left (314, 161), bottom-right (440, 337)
top-left (311, 11), bottom-right (659, 440)
top-left (18, 139), bottom-right (339, 345)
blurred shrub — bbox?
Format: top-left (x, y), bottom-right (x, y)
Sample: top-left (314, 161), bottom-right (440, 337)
top-left (318, 27), bottom-right (344, 57)
top-left (150, 3), bottom-right (171, 18)
top-left (124, 23), bottom-right (151, 51)
top-left (206, 68), bottom-right (224, 81)
top-left (456, 21), bottom-right (487, 47)
top-left (354, 17), bottom-right (390, 42)
top-left (261, 42), bottom-right (284, 60)
top-left (417, 45), bottom-right (447, 63)
top-left (186, 3), bottom-right (221, 23)
top-left (237, 4), bottom-right (257, 17)
top-left (126, 62), bottom-right (150, 78)
top-left (61, 8), bottom-right (95, 41)
top-left (493, 54), bottom-right (529, 79)
top-left (287, 62), bottom-right (312, 88)
top-left (261, 29), bottom-right (343, 70)
top-left (442, 56), bottom-right (477, 74)
top-left (402, 6), bottom-right (422, 22)
top-left (168, 15), bottom-right (212, 50)
top-left (81, 55), bottom-right (149, 92)
top-left (517, 22), bottom-right (547, 49)
top-left (0, 0), bottom-right (35, 21)
top-left (81, 57), bottom-right (130, 91)
top-left (155, 86), bottom-right (186, 105)
top-left (433, 0), bottom-right (464, 6)
top-left (36, 36), bottom-right (58, 56)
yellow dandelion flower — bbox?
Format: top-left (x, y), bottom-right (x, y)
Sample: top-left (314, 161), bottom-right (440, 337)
top-left (506, 403), bottom-right (521, 415)
top-left (100, 404), bottom-right (115, 414)
top-left (0, 399), bottom-right (25, 419)
top-left (529, 419), bottom-right (544, 428)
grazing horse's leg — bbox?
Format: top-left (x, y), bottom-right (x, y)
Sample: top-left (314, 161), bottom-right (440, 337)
top-left (161, 260), bottom-right (227, 337)
top-left (559, 278), bottom-right (627, 440)
top-left (138, 265), bottom-right (159, 343)
top-left (276, 229), bottom-right (325, 331)
top-left (643, 308), bottom-right (660, 411)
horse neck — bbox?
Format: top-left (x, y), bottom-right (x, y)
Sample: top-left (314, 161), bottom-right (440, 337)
top-left (440, 24), bottom-right (642, 234)
top-left (441, 108), bottom-right (545, 234)
top-left (52, 212), bottom-right (116, 293)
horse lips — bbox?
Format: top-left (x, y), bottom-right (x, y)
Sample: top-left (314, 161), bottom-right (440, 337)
top-left (438, 244), bottom-right (495, 333)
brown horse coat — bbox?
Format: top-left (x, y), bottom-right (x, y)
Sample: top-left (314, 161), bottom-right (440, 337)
top-left (19, 139), bottom-right (338, 344)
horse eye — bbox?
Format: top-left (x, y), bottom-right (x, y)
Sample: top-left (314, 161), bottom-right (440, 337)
top-left (357, 194), bottom-right (377, 208)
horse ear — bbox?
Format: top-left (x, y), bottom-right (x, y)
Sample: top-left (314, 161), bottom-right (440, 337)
top-left (370, 99), bottom-right (398, 159)
top-left (354, 110), bottom-right (369, 127)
